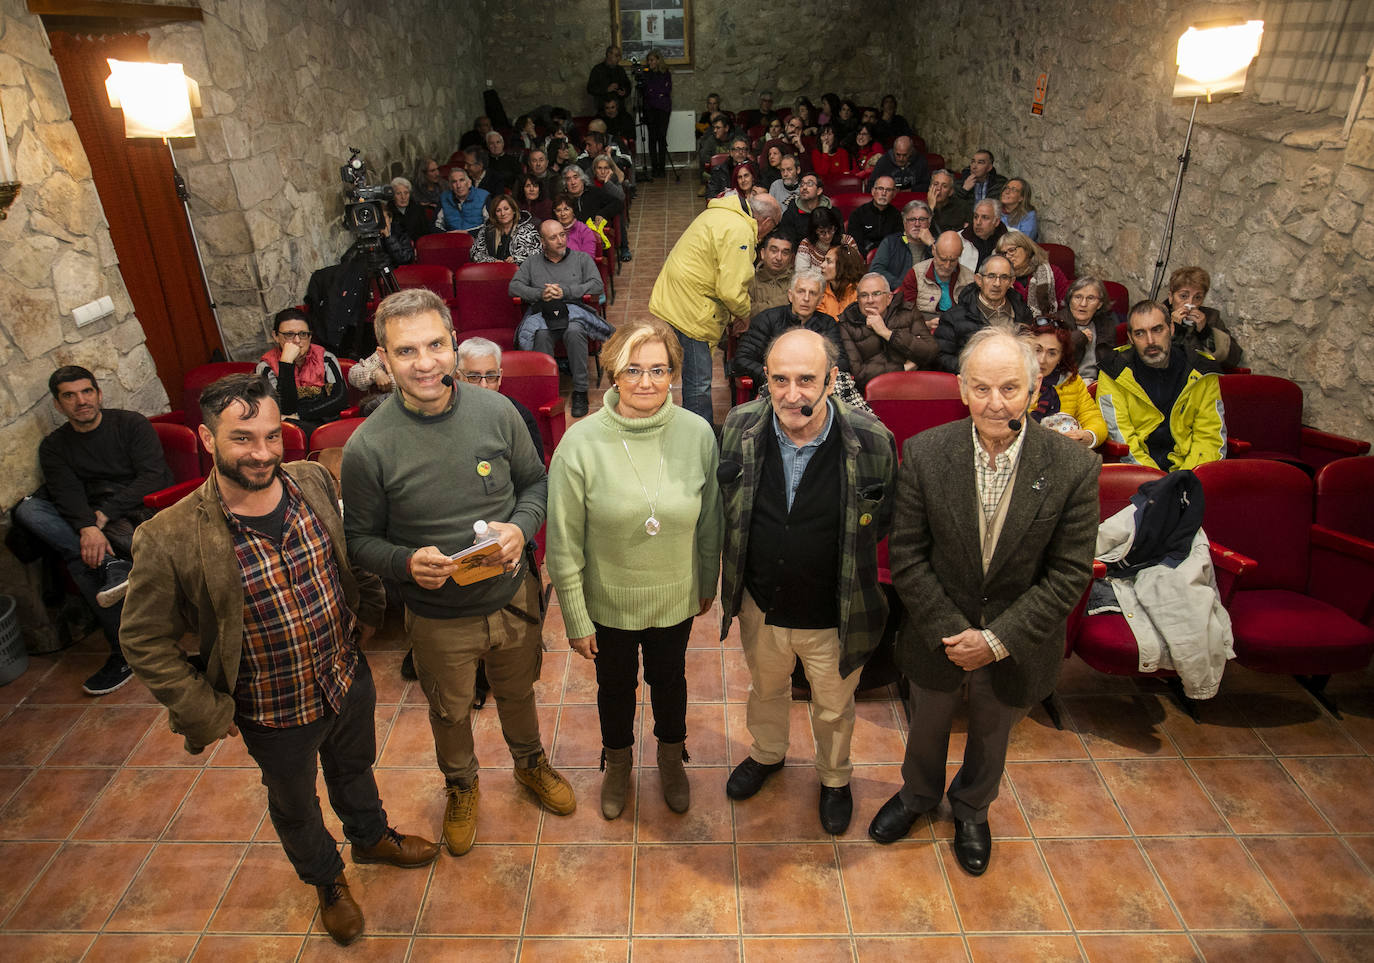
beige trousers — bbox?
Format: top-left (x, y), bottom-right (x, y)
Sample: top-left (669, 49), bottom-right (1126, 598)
top-left (738, 592), bottom-right (863, 787)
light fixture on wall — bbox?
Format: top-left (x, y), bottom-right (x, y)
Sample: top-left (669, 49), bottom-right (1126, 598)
top-left (0, 96), bottom-right (20, 219)
top-left (1148, 20), bottom-right (1265, 300)
top-left (104, 58), bottom-right (230, 355)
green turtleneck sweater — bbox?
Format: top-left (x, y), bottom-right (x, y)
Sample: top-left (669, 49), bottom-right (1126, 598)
top-left (546, 388), bottom-right (723, 639)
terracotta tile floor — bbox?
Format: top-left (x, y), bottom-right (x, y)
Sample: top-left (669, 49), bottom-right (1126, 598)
top-left (3, 176), bottom-right (1373, 962)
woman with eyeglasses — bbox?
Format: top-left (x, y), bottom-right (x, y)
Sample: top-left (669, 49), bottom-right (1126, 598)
top-left (255, 307), bottom-right (347, 440)
top-left (1026, 317), bottom-right (1107, 448)
top-left (995, 230), bottom-right (1069, 318)
top-left (1057, 276), bottom-right (1117, 381)
top-left (546, 319), bottom-right (723, 821)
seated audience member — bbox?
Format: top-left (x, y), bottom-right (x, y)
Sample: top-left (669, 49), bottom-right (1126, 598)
top-left (513, 113), bottom-right (540, 151)
top-left (256, 308), bottom-right (348, 438)
top-left (795, 206), bottom-right (853, 275)
top-left (833, 100), bottom-right (861, 142)
top-left (873, 94), bottom-right (913, 144)
top-left (597, 95), bottom-right (636, 148)
top-left (13, 365), bottom-right (172, 695)
top-left (548, 106), bottom-right (579, 140)
top-left (742, 229), bottom-right (797, 330)
top-left (582, 125), bottom-right (635, 183)
top-left (1058, 277), bottom-right (1116, 381)
top-left (960, 199), bottom-right (1007, 271)
top-left (927, 168), bottom-right (972, 235)
top-left (486, 131), bottom-right (524, 191)
top-left (465, 147), bottom-right (504, 196)
top-left (759, 140), bottom-right (787, 185)
top-left (756, 90), bottom-right (779, 126)
top-left (871, 200), bottom-right (934, 290)
top-left (1097, 300), bottom-right (1226, 469)
top-left (562, 164), bottom-right (624, 248)
top-left (792, 98), bottom-right (819, 136)
top-left (809, 125), bottom-right (852, 179)
top-left (588, 155), bottom-right (632, 262)
top-left (546, 135), bottom-right (579, 176)
top-left (847, 124), bottom-right (884, 176)
top-left (819, 243), bottom-right (866, 318)
top-left (847, 176), bottom-right (902, 257)
top-left (346, 349), bottom-right (394, 415)
top-left (769, 153), bottom-right (803, 208)
top-left (696, 92), bottom-right (724, 135)
top-left (709, 135), bottom-right (753, 196)
top-left (413, 158), bottom-right (445, 207)
top-left (588, 43), bottom-right (631, 108)
top-left (509, 219), bottom-right (611, 418)
top-left (458, 115), bottom-right (493, 151)
top-left (456, 337), bottom-right (544, 463)
top-left (731, 269), bottom-right (847, 388)
top-left (837, 272), bottom-right (938, 391)
top-left (902, 230), bottom-right (975, 328)
top-left (388, 177), bottom-right (433, 244)
top-left (955, 149), bottom-right (1007, 204)
top-left (781, 172), bottom-right (833, 243)
top-left (1164, 266), bottom-right (1244, 368)
top-left (526, 148), bottom-right (558, 194)
top-left (933, 254), bottom-right (1032, 372)
top-left (999, 177), bottom-right (1038, 239)
top-left (781, 114), bottom-right (810, 157)
top-left (996, 230), bottom-right (1069, 318)
top-left (436, 169), bottom-right (488, 232)
top-left (471, 193), bottom-right (542, 264)
top-left (818, 93), bottom-right (843, 128)
top-left (553, 193), bottom-right (602, 258)
top-left (1027, 317), bottom-right (1108, 448)
top-left (515, 172), bottom-right (554, 223)
top-left (758, 118), bottom-right (786, 154)
top-left (732, 161), bottom-right (766, 198)
top-left (866, 135), bottom-right (930, 192)
top-left (697, 114), bottom-right (736, 195)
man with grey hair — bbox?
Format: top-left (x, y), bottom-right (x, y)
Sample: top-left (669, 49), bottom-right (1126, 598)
top-left (768, 153), bottom-right (802, 208)
top-left (562, 163), bottom-right (623, 227)
top-left (342, 288), bottom-right (576, 861)
top-left (456, 337), bottom-right (545, 463)
top-left (485, 131), bottom-right (522, 193)
top-left (846, 175), bottom-right (902, 257)
top-left (871, 200), bottom-right (934, 290)
top-left (865, 134), bottom-right (930, 192)
top-left (934, 254), bottom-right (1031, 372)
top-left (721, 327), bottom-right (897, 835)
top-left (870, 327), bottom-right (1098, 877)
top-left (961, 198), bottom-right (1007, 271)
top-left (836, 272), bottom-right (938, 391)
top-left (927, 168), bottom-right (971, 235)
top-left (731, 268), bottom-right (848, 391)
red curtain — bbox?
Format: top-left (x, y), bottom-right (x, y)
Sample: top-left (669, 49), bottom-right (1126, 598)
top-left (49, 31), bottom-right (223, 407)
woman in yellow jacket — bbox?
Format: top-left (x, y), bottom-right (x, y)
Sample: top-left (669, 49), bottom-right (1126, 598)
top-left (1026, 317), bottom-right (1108, 448)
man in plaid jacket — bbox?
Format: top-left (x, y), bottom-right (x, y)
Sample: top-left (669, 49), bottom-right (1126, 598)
top-left (718, 328), bottom-right (897, 836)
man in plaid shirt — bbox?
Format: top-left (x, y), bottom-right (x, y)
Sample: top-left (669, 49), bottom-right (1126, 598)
top-left (121, 375), bottom-right (439, 946)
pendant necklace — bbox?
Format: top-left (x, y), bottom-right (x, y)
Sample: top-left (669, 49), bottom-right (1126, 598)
top-left (620, 433), bottom-right (666, 536)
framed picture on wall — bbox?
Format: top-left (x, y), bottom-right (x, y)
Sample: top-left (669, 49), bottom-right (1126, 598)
top-left (612, 0), bottom-right (692, 67)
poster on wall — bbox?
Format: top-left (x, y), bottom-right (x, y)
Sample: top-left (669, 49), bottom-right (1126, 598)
top-left (613, 0), bottom-right (691, 67)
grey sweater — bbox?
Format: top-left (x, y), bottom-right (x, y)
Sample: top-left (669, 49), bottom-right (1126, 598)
top-left (508, 249), bottom-right (604, 304)
top-left (340, 384), bottom-right (548, 619)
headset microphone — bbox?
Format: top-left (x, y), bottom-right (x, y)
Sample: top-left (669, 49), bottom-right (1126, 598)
top-left (441, 374), bottom-right (455, 387)
top-left (799, 403), bottom-right (814, 417)
top-left (1007, 418), bottom-right (1022, 432)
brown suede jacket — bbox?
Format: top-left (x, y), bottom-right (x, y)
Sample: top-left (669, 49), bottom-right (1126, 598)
top-left (120, 461), bottom-right (385, 753)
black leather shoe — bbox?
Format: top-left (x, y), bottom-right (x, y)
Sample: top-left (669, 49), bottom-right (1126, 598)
top-left (819, 784), bottom-right (852, 835)
top-left (571, 391), bottom-right (589, 418)
top-left (725, 757), bottom-right (784, 800)
top-left (867, 792), bottom-right (923, 844)
top-left (953, 818), bottom-right (992, 876)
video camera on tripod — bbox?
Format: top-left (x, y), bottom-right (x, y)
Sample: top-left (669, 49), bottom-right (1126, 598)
top-left (339, 148), bottom-right (393, 238)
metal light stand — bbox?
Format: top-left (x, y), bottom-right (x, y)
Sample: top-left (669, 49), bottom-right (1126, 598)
top-left (166, 138), bottom-right (232, 360)
top-left (1148, 96), bottom-right (1199, 301)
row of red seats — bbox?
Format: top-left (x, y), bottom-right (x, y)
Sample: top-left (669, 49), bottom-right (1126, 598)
top-left (414, 226), bottom-right (618, 305)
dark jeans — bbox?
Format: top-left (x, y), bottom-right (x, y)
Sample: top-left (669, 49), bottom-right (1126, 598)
top-left (533, 320), bottom-right (591, 392)
top-left (12, 494), bottom-right (123, 651)
top-left (593, 617), bottom-right (692, 749)
top-left (644, 107), bottom-right (670, 175)
top-left (238, 655), bottom-right (388, 886)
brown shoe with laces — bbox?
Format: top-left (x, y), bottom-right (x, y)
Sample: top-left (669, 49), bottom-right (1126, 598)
top-left (315, 873), bottom-right (364, 946)
top-left (351, 826), bottom-right (440, 868)
top-left (514, 752), bottom-right (577, 815)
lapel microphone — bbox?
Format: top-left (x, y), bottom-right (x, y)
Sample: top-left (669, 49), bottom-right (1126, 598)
top-left (1007, 418), bottom-right (1022, 431)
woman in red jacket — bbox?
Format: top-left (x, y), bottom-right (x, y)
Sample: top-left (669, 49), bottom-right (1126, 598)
top-left (809, 125), bottom-right (851, 179)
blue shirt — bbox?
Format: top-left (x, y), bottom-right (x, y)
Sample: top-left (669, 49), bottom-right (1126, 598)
top-left (772, 399), bottom-right (835, 510)
top-left (936, 276), bottom-right (953, 311)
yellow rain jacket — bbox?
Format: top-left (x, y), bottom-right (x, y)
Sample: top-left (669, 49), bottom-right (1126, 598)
top-left (1096, 346), bottom-right (1227, 470)
top-left (649, 195), bottom-right (758, 344)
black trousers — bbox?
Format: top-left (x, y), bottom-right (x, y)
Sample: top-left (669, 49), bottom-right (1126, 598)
top-left (238, 655), bottom-right (388, 886)
top-left (644, 106), bottom-right (670, 174)
top-left (593, 617), bottom-right (692, 749)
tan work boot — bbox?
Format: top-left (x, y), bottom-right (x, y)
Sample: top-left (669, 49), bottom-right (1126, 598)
top-left (600, 746), bottom-right (635, 820)
top-left (442, 776), bottom-right (480, 856)
top-left (514, 752), bottom-right (577, 815)
top-left (657, 740), bottom-right (691, 813)
top-left (315, 873), bottom-right (364, 946)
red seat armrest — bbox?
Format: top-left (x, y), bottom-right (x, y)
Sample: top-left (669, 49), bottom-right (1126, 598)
top-left (1227, 437), bottom-right (1252, 456)
top-left (1311, 524), bottom-right (1374, 565)
top-left (539, 398), bottom-right (567, 419)
top-left (339, 406), bottom-right (361, 419)
top-left (143, 477), bottom-right (205, 511)
top-left (1300, 426), bottom-right (1370, 457)
top-left (1207, 540), bottom-right (1256, 606)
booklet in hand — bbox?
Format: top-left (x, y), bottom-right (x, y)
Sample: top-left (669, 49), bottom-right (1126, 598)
top-left (447, 538), bottom-right (505, 585)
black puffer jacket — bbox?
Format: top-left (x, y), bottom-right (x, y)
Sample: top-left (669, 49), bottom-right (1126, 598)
top-left (933, 282), bottom-right (1032, 373)
top-left (731, 305), bottom-right (849, 388)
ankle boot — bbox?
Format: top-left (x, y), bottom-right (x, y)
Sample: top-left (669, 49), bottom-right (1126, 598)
top-left (657, 740), bottom-right (691, 813)
top-left (600, 746), bottom-right (634, 820)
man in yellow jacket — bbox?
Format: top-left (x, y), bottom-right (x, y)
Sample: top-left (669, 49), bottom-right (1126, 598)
top-left (1097, 300), bottom-right (1227, 470)
top-left (650, 192), bottom-right (781, 426)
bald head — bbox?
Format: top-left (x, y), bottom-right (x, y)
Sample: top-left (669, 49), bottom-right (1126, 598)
top-left (892, 136), bottom-right (914, 166)
top-left (932, 230), bottom-right (964, 281)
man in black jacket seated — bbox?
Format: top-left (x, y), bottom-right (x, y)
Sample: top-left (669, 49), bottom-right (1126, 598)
top-left (732, 269), bottom-right (849, 391)
top-left (847, 176), bottom-right (902, 257)
top-left (561, 164), bottom-right (623, 227)
top-left (933, 255), bottom-right (1032, 373)
top-left (13, 365), bottom-right (173, 696)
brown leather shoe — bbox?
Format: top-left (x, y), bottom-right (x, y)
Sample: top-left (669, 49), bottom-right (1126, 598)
top-left (351, 826), bottom-right (440, 868)
top-left (316, 873), bottom-right (364, 946)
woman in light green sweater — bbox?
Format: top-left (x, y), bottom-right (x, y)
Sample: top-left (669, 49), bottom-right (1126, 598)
top-left (547, 319), bottom-right (723, 819)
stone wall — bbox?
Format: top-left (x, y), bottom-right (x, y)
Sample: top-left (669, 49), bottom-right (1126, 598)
top-left (896, 0), bottom-right (1374, 439)
top-left (484, 0), bottom-right (904, 128)
top-left (148, 0), bottom-right (487, 359)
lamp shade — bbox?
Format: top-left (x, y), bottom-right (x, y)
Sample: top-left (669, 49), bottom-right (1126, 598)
top-left (105, 59), bottom-right (201, 138)
top-left (1174, 20), bottom-right (1264, 99)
